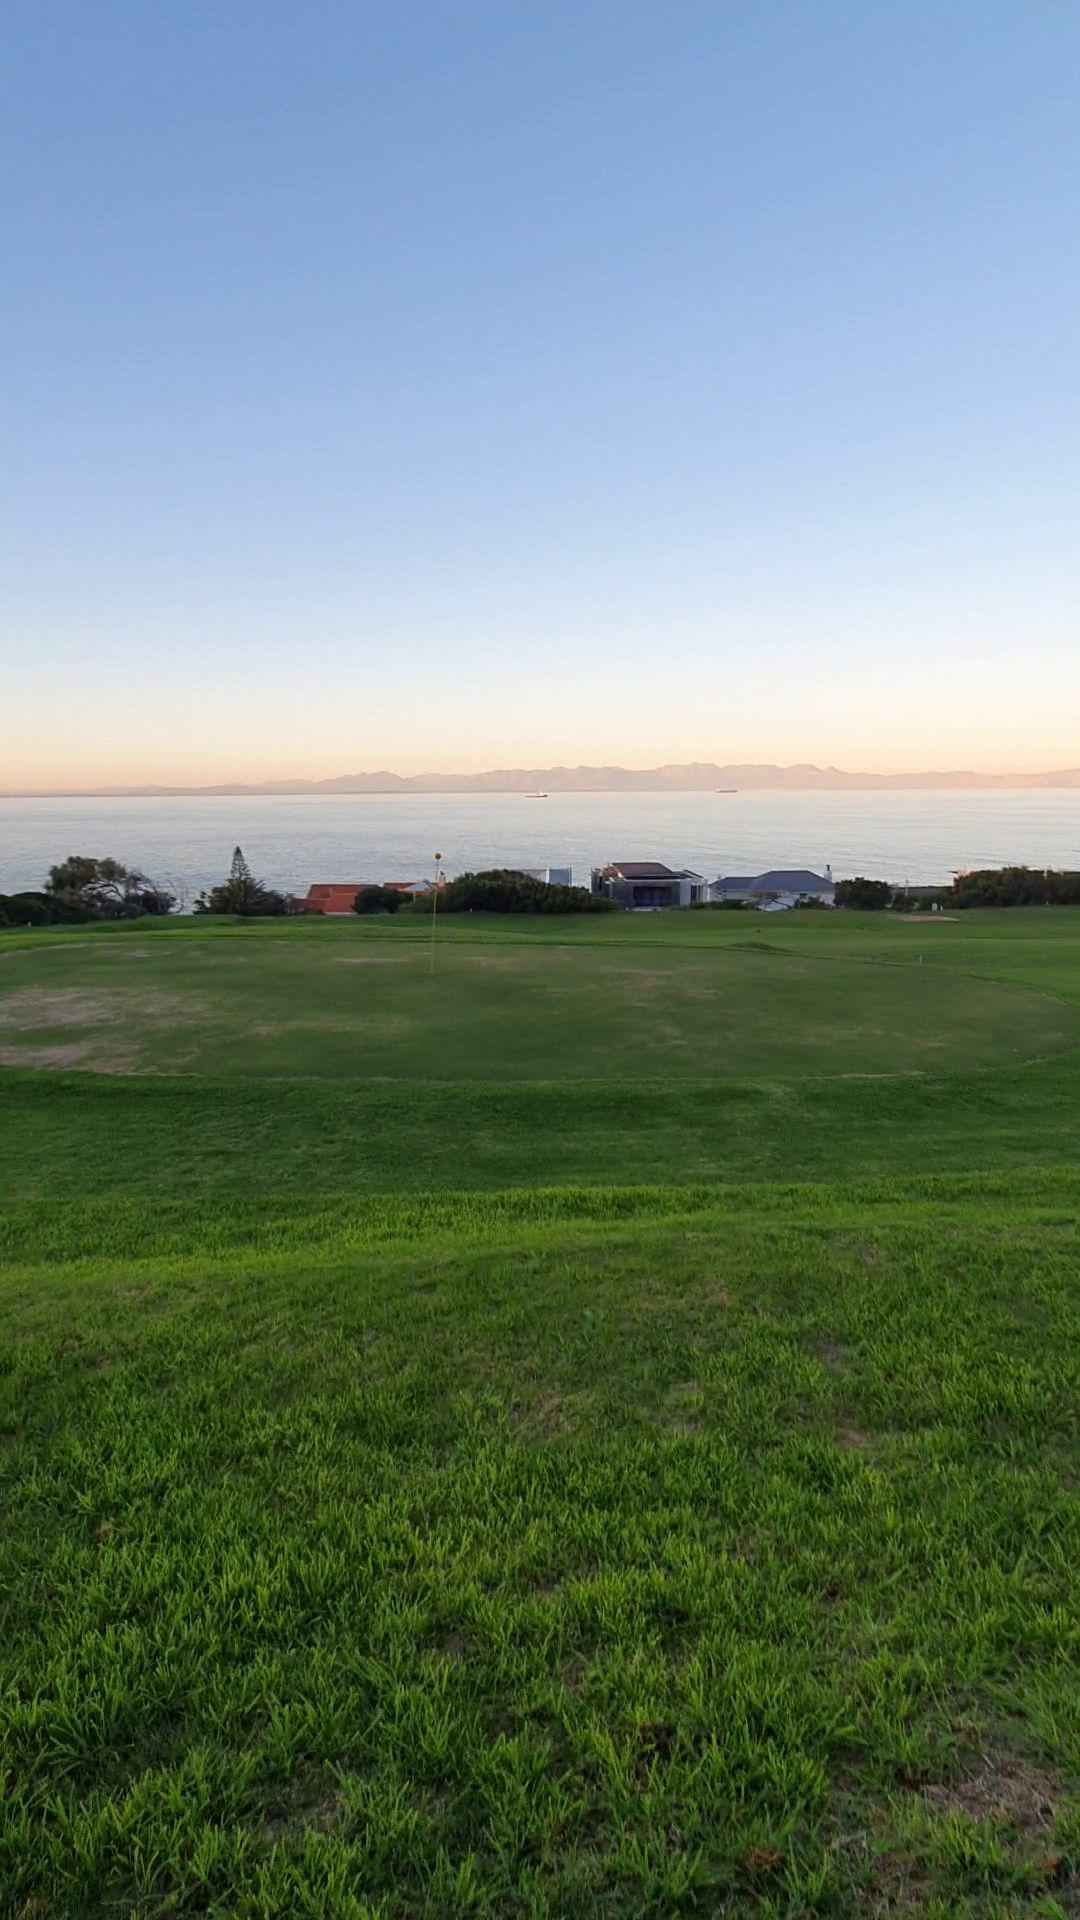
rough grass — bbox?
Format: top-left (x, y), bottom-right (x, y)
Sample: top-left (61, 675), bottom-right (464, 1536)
top-left (4, 910), bottom-right (1080, 1915)
top-left (4, 1187), bottom-right (1080, 1916)
top-left (6, 1052), bottom-right (1080, 1201)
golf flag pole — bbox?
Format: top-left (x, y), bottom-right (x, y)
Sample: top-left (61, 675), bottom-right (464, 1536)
top-left (430, 854), bottom-right (442, 973)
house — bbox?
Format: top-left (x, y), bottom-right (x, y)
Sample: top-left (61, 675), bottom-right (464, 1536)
top-left (591, 862), bottom-right (706, 908)
top-left (301, 880), bottom-right (430, 914)
top-left (709, 867), bottom-right (835, 910)
top-left (300, 883), bottom-right (363, 914)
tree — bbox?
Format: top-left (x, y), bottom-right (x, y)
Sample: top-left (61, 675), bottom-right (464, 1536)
top-left (949, 866), bottom-right (1080, 908)
top-left (834, 876), bottom-right (894, 911)
top-left (194, 846), bottom-right (286, 916)
top-left (435, 869), bottom-right (613, 914)
top-left (352, 885), bottom-right (403, 914)
top-left (0, 890), bottom-right (95, 926)
top-left (45, 854), bottom-right (175, 918)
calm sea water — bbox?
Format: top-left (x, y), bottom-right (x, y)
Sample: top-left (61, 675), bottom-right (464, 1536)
top-left (3, 790), bottom-right (1080, 899)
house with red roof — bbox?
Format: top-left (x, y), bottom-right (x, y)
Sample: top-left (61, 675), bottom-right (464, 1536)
top-left (300, 880), bottom-right (431, 914)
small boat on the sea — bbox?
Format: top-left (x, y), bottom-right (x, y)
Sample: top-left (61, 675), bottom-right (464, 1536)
top-left (715, 787), bottom-right (738, 793)
top-left (527, 791), bottom-right (548, 798)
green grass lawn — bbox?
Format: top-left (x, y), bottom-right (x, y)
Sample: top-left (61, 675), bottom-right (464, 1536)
top-left (4, 915), bottom-right (1079, 1081)
top-left (3, 908), bottom-right (1080, 1916)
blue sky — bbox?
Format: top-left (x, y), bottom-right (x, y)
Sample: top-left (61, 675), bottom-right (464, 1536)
top-left (5, 1), bottom-right (1080, 787)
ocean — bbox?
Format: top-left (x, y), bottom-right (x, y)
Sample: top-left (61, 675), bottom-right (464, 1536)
top-left (3, 789), bottom-right (1080, 900)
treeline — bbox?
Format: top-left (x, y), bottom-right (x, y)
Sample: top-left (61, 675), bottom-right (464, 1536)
top-left (949, 866), bottom-right (1080, 908)
top-left (0, 856), bottom-right (176, 927)
top-left (436, 870), bottom-right (610, 914)
top-left (353, 870), bottom-right (611, 915)
top-left (0, 846), bottom-right (285, 926)
top-left (834, 868), bottom-right (1080, 910)
top-left (0, 854), bottom-right (609, 927)
top-left (7, 854), bottom-right (1080, 927)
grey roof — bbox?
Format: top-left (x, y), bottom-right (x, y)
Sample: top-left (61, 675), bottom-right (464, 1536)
top-left (602, 861), bottom-right (684, 880)
top-left (715, 869), bottom-right (832, 893)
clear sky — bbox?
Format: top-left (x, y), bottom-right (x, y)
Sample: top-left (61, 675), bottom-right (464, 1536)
top-left (5, 1), bottom-right (1080, 788)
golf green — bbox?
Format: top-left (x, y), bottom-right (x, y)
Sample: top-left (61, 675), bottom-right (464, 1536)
top-left (2, 928), bottom-right (1079, 1080)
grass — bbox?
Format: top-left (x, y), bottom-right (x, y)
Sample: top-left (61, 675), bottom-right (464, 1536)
top-left (4, 916), bottom-right (1079, 1081)
top-left (3, 908), bottom-right (1080, 1915)
top-left (7, 1053), bottom-right (1080, 1201)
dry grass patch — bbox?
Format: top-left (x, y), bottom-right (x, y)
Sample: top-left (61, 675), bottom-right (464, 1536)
top-left (0, 1039), bottom-right (137, 1071)
top-left (917, 1742), bottom-right (1062, 1831)
top-left (0, 987), bottom-right (201, 1029)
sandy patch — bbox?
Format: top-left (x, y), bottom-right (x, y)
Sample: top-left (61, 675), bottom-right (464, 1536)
top-left (893, 914), bottom-right (958, 923)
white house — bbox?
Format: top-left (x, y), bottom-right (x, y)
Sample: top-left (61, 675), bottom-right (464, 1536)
top-left (709, 867), bottom-right (835, 909)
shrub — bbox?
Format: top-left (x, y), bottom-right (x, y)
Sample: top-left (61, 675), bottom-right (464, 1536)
top-left (352, 885), bottom-right (403, 915)
top-left (194, 847), bottom-right (286, 917)
top-left (949, 866), bottom-right (1080, 908)
top-left (834, 877), bottom-right (895, 911)
top-left (437, 870), bottom-right (612, 914)
top-left (45, 855), bottom-right (176, 919)
top-left (0, 890), bottom-right (96, 926)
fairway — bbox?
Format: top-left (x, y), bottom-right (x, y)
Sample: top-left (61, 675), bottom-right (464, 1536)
top-left (3, 923), bottom-right (1080, 1080)
top-left (4, 908), bottom-right (1080, 1918)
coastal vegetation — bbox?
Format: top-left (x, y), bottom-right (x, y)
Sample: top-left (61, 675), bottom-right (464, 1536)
top-left (435, 870), bottom-right (611, 914)
top-left (0, 855), bottom-right (176, 926)
top-left (951, 865), bottom-right (1080, 908)
top-left (194, 845), bottom-right (287, 918)
top-left (7, 854), bottom-right (1080, 927)
top-left (832, 876), bottom-right (894, 910)
top-left (352, 883), bottom-right (406, 914)
top-left (3, 904), bottom-right (1080, 1914)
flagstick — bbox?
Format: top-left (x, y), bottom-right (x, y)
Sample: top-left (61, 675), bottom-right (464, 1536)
top-left (430, 852), bottom-right (441, 974)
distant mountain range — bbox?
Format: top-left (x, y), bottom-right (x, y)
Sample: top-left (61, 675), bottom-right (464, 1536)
top-left (7, 761), bottom-right (1080, 798)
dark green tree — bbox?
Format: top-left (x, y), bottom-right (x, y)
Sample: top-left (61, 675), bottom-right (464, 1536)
top-left (45, 854), bottom-right (175, 918)
top-left (194, 846), bottom-right (286, 916)
top-left (1, 890), bottom-right (95, 926)
top-left (834, 876), bottom-right (895, 911)
top-left (436, 869), bottom-right (612, 914)
top-left (352, 885), bottom-right (403, 914)
top-left (949, 866), bottom-right (1080, 908)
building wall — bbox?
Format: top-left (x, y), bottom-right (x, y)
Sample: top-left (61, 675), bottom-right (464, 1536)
top-left (596, 878), bottom-right (679, 908)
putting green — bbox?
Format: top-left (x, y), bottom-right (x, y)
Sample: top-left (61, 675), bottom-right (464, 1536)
top-left (3, 929), bottom-right (1079, 1081)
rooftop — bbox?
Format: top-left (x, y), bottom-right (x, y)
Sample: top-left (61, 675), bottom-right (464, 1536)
top-left (601, 861), bottom-right (700, 880)
top-left (714, 869), bottom-right (833, 893)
